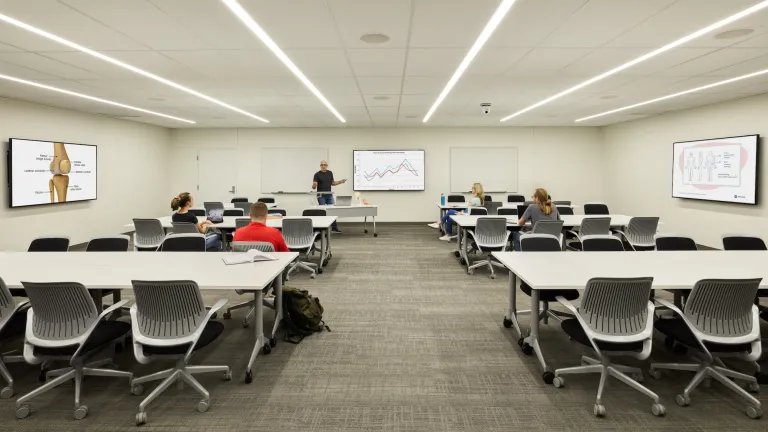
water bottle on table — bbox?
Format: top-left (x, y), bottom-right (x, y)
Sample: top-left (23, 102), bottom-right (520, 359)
top-left (440, 193), bottom-right (445, 206)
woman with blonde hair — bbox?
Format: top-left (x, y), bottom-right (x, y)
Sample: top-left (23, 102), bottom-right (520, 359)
top-left (512, 187), bottom-right (559, 251)
top-left (429, 183), bottom-right (485, 241)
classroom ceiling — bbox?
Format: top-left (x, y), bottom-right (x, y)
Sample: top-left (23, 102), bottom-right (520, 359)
top-left (0, 0), bottom-right (766, 128)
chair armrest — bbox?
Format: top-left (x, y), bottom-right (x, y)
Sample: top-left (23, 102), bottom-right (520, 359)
top-left (71, 299), bottom-right (130, 361)
top-left (555, 296), bottom-right (603, 356)
top-left (655, 298), bottom-right (712, 357)
top-left (183, 298), bottom-right (228, 362)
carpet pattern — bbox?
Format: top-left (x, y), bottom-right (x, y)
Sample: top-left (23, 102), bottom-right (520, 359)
top-left (0, 223), bottom-right (764, 431)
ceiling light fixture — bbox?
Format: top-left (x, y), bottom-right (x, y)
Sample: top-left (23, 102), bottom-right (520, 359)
top-left (600, 95), bottom-right (618, 100)
top-left (373, 96), bottom-right (391, 101)
top-left (714, 28), bottom-right (755, 39)
top-left (575, 67), bottom-right (768, 122)
top-left (222, 0), bottom-right (346, 123)
top-left (501, 0), bottom-right (768, 122)
top-left (423, 0), bottom-right (518, 123)
top-left (360, 33), bottom-right (390, 44)
top-left (0, 73), bottom-right (195, 123)
top-left (0, 12), bottom-right (268, 123)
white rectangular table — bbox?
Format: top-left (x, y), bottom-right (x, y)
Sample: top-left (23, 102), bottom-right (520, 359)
top-left (0, 251), bottom-right (298, 383)
top-left (224, 202), bottom-right (278, 209)
top-left (491, 250), bottom-right (768, 383)
top-left (125, 216), bottom-right (337, 269)
top-left (308, 205), bottom-right (379, 236)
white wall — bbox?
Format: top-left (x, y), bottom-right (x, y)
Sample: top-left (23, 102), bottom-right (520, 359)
top-left (602, 93), bottom-right (768, 248)
top-left (169, 127), bottom-right (605, 222)
top-left (0, 98), bottom-right (171, 251)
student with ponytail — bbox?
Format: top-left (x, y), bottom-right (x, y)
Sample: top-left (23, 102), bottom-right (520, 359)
top-left (171, 192), bottom-right (222, 251)
top-left (512, 187), bottom-right (559, 251)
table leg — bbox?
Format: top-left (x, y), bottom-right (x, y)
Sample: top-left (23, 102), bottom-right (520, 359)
top-left (503, 273), bottom-right (522, 338)
top-left (269, 275), bottom-right (282, 345)
top-left (111, 290), bottom-right (122, 319)
top-left (372, 216), bottom-right (377, 237)
top-left (91, 289), bottom-right (103, 313)
top-left (460, 227), bottom-right (469, 267)
top-left (363, 216), bottom-right (367, 234)
top-left (326, 227), bottom-right (332, 259)
top-left (525, 289), bottom-right (553, 383)
top-left (245, 290), bottom-right (265, 384)
top-left (320, 229), bottom-right (327, 269)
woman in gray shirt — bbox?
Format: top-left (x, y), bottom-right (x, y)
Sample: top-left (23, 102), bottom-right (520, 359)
top-left (513, 188), bottom-right (559, 251)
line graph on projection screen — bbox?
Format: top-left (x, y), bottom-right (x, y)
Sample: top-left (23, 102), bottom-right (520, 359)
top-left (353, 150), bottom-right (425, 191)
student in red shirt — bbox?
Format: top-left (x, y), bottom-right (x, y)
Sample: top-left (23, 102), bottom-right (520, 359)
top-left (232, 202), bottom-right (289, 252)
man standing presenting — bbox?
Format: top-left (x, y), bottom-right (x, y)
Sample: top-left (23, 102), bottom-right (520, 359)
top-left (312, 160), bottom-right (346, 233)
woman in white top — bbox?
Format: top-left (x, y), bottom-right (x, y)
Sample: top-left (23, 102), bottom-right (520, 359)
top-left (429, 183), bottom-right (485, 241)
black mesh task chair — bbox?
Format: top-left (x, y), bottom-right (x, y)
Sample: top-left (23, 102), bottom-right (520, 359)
top-left (303, 209), bottom-right (326, 217)
top-left (655, 235), bottom-right (697, 309)
top-left (581, 235), bottom-right (624, 251)
top-left (223, 209), bottom-right (244, 217)
top-left (498, 208), bottom-right (517, 216)
top-left (469, 207), bottom-right (487, 215)
top-left (161, 234), bottom-right (206, 252)
top-left (507, 194), bottom-right (525, 203)
top-left (447, 195), bottom-right (464, 203)
top-left (258, 197), bottom-right (276, 204)
top-left (722, 235), bottom-right (767, 251)
top-left (231, 197), bottom-right (248, 203)
top-left (86, 236), bottom-right (131, 314)
top-left (28, 237), bottom-right (70, 252)
top-left (584, 203), bottom-right (610, 215)
top-left (484, 195), bottom-right (493, 202)
top-left (188, 208), bottom-right (206, 218)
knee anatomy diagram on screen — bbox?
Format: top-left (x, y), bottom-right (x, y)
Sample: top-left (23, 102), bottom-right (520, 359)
top-left (49, 142), bottom-right (71, 203)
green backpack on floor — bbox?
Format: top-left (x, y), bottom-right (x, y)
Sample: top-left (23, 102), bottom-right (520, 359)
top-left (282, 286), bottom-right (330, 344)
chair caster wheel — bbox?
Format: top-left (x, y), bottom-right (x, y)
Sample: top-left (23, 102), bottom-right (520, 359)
top-left (223, 370), bottom-right (232, 381)
top-left (374, 233), bottom-right (378, 237)
top-left (285, 275), bottom-right (291, 281)
top-left (270, 338), bottom-right (277, 347)
top-left (310, 273), bottom-right (316, 279)
top-left (38, 369), bottom-right (48, 382)
top-left (318, 268), bottom-right (324, 274)
top-left (196, 400), bottom-right (209, 413)
top-left (454, 251), bottom-right (460, 257)
top-left (747, 405), bottom-right (763, 419)
top-left (15, 404), bottom-right (30, 419)
top-left (74, 405), bottom-right (88, 420)
top-left (652, 403), bottom-right (666, 417)
top-left (242, 320), bottom-right (249, 328)
top-left (649, 368), bottom-right (662, 380)
top-left (747, 382), bottom-right (760, 393)
top-left (542, 371), bottom-right (554, 384)
top-left (223, 312), bottom-right (232, 319)
top-left (364, 229), bottom-right (368, 234)
top-left (756, 372), bottom-right (768, 385)
top-left (521, 343), bottom-right (533, 355)
top-left (135, 412), bottom-right (147, 426)
top-left (459, 258), bottom-right (466, 265)
top-left (676, 394), bottom-right (690, 407)
top-left (593, 404), bottom-right (606, 417)
top-left (0, 386), bottom-right (13, 399)
top-left (632, 373), bottom-right (644, 383)
top-left (131, 384), bottom-right (144, 396)
top-left (244, 370), bottom-right (253, 384)
top-left (502, 318), bottom-right (512, 328)
top-left (490, 273), bottom-right (496, 279)
top-left (553, 377), bottom-right (565, 388)
top-left (467, 269), bottom-right (473, 275)
top-left (263, 344), bottom-right (272, 355)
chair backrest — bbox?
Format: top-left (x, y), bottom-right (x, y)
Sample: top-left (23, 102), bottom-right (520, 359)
top-left (28, 236), bottom-right (70, 252)
top-left (235, 218), bottom-right (251, 230)
top-left (517, 204), bottom-right (528, 217)
top-left (231, 197), bottom-right (248, 203)
top-left (524, 201), bottom-right (534, 206)
top-left (133, 219), bottom-right (166, 248)
top-left (684, 278), bottom-right (761, 337)
top-left (579, 217), bottom-right (611, 237)
top-left (553, 200), bottom-right (571, 206)
top-left (303, 209), bottom-right (327, 216)
top-left (282, 218), bottom-right (315, 247)
top-left (257, 197), bottom-right (276, 204)
top-left (131, 280), bottom-right (206, 340)
top-left (579, 277), bottom-right (653, 336)
top-left (484, 201), bottom-right (502, 215)
top-left (624, 217), bottom-right (659, 246)
top-left (520, 234), bottom-right (561, 252)
top-left (532, 220), bottom-right (564, 238)
top-left (203, 202), bottom-right (224, 214)
top-left (507, 194), bottom-right (525, 203)
top-left (655, 235), bottom-right (697, 251)
top-left (447, 195), bottom-right (464, 203)
top-left (171, 222), bottom-right (199, 234)
top-left (188, 208), bottom-right (206, 217)
top-left (497, 207), bottom-right (516, 216)
top-left (0, 277), bottom-right (17, 329)
top-left (469, 207), bottom-right (487, 215)
top-left (232, 241), bottom-right (275, 253)
top-left (474, 217), bottom-right (508, 247)
top-left (270, 208), bottom-right (287, 216)
top-left (161, 234), bottom-right (206, 252)
top-left (581, 235), bottom-right (624, 252)
top-left (86, 235), bottom-right (130, 252)
top-left (722, 235), bottom-right (767, 251)
top-left (584, 202), bottom-right (609, 215)
top-left (223, 208), bottom-right (244, 217)
top-left (556, 205), bottom-right (574, 215)
top-left (233, 202), bottom-right (252, 214)
top-left (21, 281), bottom-right (98, 341)
top-left (336, 195), bottom-right (352, 206)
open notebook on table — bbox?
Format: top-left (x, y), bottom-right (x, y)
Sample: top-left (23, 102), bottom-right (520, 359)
top-left (222, 249), bottom-right (278, 265)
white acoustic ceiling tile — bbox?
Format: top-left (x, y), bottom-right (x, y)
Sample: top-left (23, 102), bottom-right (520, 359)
top-left (734, 31), bottom-right (768, 48)
top-left (402, 76), bottom-right (447, 94)
top-left (405, 48), bottom-right (465, 76)
top-left (285, 49), bottom-right (353, 77)
top-left (356, 77), bottom-right (402, 94)
top-left (328, 0), bottom-right (412, 49)
top-left (0, 60), bottom-right (62, 80)
top-left (233, 0), bottom-right (342, 49)
top-left (367, 106), bottom-right (398, 116)
top-left (310, 77), bottom-right (361, 95)
top-left (399, 94), bottom-right (433, 106)
top-left (409, 0), bottom-right (500, 48)
top-left (0, 53), bottom-right (100, 80)
top-left (466, 47), bottom-right (530, 75)
top-left (626, 47), bottom-right (719, 75)
top-left (363, 94), bottom-right (400, 107)
top-left (0, 42), bottom-right (23, 52)
top-left (703, 53), bottom-right (768, 77)
top-left (559, 48), bottom-right (651, 76)
top-left (505, 48), bottom-right (592, 76)
top-left (327, 93), bottom-right (366, 106)
top-left (657, 48), bottom-right (768, 77)
top-left (346, 49), bottom-right (406, 77)
top-left (161, 50), bottom-right (287, 79)
top-left (489, 0), bottom-right (589, 48)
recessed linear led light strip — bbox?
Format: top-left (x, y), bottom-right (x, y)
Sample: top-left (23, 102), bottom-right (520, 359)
top-left (500, 0), bottom-right (768, 122)
top-left (221, 0), bottom-right (346, 123)
top-left (575, 68), bottom-right (768, 122)
top-left (0, 73), bottom-right (195, 123)
top-left (0, 13), bottom-right (268, 123)
top-left (423, 0), bottom-right (517, 123)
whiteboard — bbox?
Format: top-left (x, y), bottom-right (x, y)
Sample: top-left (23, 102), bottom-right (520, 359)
top-left (450, 147), bottom-right (518, 193)
top-left (261, 148), bottom-right (328, 193)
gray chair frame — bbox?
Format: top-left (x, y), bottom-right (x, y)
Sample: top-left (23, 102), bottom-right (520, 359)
top-left (0, 277), bottom-right (28, 399)
top-left (618, 217), bottom-right (659, 251)
top-left (466, 217), bottom-right (511, 279)
top-left (133, 219), bottom-right (165, 251)
top-left (225, 242), bottom-right (277, 328)
top-left (171, 222), bottom-right (199, 234)
top-left (282, 218), bottom-right (319, 279)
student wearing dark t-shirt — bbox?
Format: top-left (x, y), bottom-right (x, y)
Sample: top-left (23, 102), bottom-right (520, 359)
top-left (171, 192), bottom-right (222, 250)
top-left (311, 160), bottom-right (346, 233)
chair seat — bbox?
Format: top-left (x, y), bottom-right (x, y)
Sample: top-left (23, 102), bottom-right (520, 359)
top-left (562, 318), bottom-right (644, 352)
top-left (654, 318), bottom-right (753, 353)
top-left (521, 283), bottom-right (579, 302)
top-left (143, 321), bottom-right (224, 356)
top-left (569, 241), bottom-right (583, 250)
top-left (34, 320), bottom-right (130, 356)
top-left (565, 230), bottom-right (577, 239)
top-left (0, 310), bottom-right (27, 341)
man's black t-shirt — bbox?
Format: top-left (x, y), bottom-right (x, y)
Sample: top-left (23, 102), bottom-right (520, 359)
top-left (172, 212), bottom-right (198, 225)
top-left (313, 170), bottom-right (334, 192)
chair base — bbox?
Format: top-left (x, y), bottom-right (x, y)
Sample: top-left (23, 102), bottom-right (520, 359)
top-left (15, 358), bottom-right (132, 419)
top-left (650, 360), bottom-right (761, 417)
top-left (286, 259), bottom-right (317, 279)
top-left (131, 360), bottom-right (231, 425)
top-left (555, 356), bottom-right (663, 417)
top-left (467, 258), bottom-right (506, 278)
top-left (0, 352), bottom-right (25, 399)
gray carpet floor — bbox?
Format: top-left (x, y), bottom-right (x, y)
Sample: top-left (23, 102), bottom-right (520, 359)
top-left (1, 223), bottom-right (765, 431)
